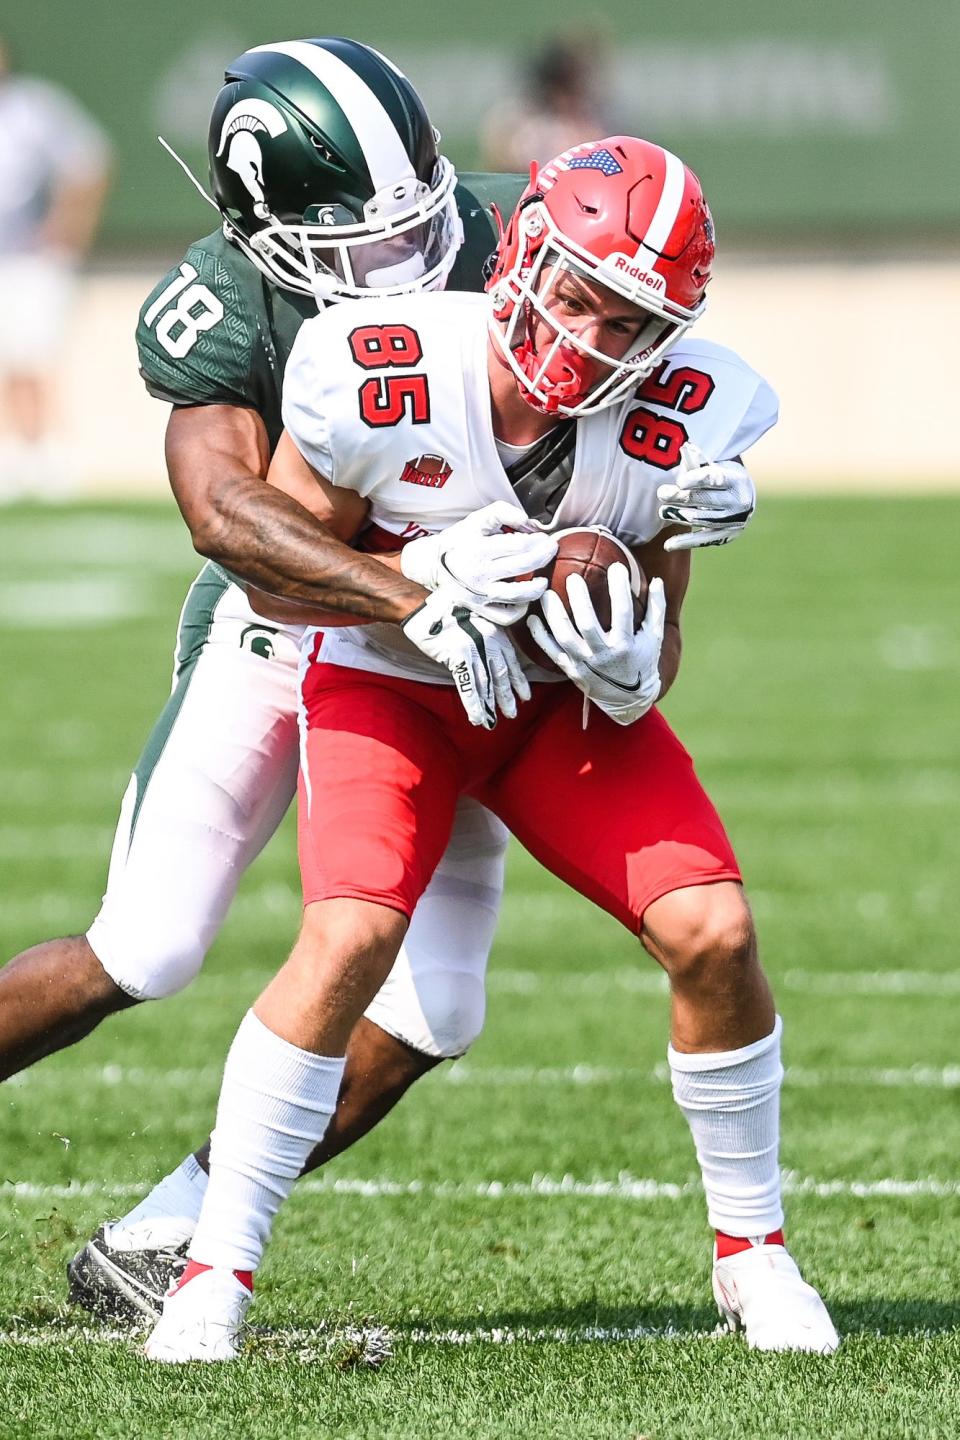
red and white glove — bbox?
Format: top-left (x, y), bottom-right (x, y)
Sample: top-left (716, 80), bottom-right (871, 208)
top-left (400, 501), bottom-right (557, 624)
top-left (657, 442), bottom-right (756, 552)
top-left (527, 566), bottom-right (667, 726)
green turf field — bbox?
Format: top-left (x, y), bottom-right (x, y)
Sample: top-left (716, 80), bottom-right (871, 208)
top-left (1, 497), bottom-right (958, 1439)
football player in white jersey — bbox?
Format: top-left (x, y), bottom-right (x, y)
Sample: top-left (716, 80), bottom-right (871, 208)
top-left (145, 137), bottom-right (838, 1362)
top-left (0, 42), bottom-right (754, 1328)
top-left (1, 44), bottom-right (754, 1326)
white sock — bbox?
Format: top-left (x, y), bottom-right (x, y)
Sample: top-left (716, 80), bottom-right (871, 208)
top-left (188, 1010), bottom-right (344, 1273)
top-left (105, 1154), bottom-right (207, 1252)
top-left (669, 1015), bottom-right (784, 1237)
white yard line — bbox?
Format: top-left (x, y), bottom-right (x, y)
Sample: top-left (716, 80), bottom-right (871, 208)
top-left (3, 516), bottom-right (191, 571)
top-left (446, 1062), bottom-right (960, 1089)
top-left (9, 1060), bottom-right (960, 1091)
top-left (0, 1319), bottom-right (713, 1352)
top-left (487, 967), bottom-right (960, 998)
top-left (0, 578), bottom-right (152, 629)
top-left (2, 1173), bottom-right (958, 1204)
top-left (0, 825), bottom-right (115, 860)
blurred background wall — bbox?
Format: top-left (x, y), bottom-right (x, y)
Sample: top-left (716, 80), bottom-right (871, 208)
top-left (3, 0), bottom-right (959, 492)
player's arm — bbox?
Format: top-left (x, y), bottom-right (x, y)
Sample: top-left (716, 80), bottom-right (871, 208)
top-left (245, 430), bottom-right (414, 626)
top-left (631, 535), bottom-right (689, 700)
top-left (266, 430), bottom-right (544, 728)
top-left (166, 408), bottom-right (426, 624)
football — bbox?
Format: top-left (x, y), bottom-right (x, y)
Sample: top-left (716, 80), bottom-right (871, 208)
top-left (513, 526), bottom-right (648, 673)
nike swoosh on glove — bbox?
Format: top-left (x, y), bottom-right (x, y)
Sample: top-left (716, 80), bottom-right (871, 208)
top-left (402, 587), bottom-right (530, 729)
top-left (657, 442), bottom-right (756, 552)
top-left (526, 565), bottom-right (666, 726)
top-left (400, 501), bottom-right (557, 623)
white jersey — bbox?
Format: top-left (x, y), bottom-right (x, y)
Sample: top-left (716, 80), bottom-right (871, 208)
top-left (283, 290), bottom-right (778, 684)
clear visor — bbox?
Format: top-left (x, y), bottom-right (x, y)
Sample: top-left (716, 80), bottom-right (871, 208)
top-left (547, 253), bottom-right (677, 357)
top-left (491, 225), bottom-right (703, 417)
top-left (243, 155), bottom-right (462, 301)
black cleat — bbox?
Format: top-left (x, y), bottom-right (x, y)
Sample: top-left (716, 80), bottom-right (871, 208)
top-left (67, 1225), bottom-right (189, 1325)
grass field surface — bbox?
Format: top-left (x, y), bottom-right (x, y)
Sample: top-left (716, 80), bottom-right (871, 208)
top-left (1, 496), bottom-right (958, 1438)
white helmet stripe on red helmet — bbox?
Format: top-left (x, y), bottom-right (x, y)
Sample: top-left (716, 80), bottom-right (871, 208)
top-left (486, 135), bottom-right (714, 417)
top-left (640, 147), bottom-right (686, 254)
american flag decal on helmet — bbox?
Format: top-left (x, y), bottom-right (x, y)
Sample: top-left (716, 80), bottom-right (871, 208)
top-left (568, 148), bottom-right (623, 176)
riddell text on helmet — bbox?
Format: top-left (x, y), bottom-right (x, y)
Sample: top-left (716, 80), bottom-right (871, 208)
top-left (607, 256), bottom-right (667, 293)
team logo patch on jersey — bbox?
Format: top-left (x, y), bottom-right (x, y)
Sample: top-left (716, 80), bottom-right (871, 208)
top-left (400, 453), bottom-right (453, 489)
top-left (568, 148), bottom-right (623, 177)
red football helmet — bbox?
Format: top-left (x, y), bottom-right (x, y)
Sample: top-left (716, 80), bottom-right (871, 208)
top-left (486, 136), bottom-right (714, 416)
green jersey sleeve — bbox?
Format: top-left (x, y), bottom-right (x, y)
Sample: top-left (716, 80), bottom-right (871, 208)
top-left (136, 232), bottom-right (260, 408)
top-left (450, 172), bottom-right (527, 293)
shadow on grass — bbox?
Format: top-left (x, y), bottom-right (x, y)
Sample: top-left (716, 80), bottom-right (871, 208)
top-left (827, 1297), bottom-right (960, 1337)
top-left (396, 1295), bottom-right (960, 1341)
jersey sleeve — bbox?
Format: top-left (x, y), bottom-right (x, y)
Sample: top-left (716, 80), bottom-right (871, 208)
top-left (715, 374), bottom-right (779, 461)
top-left (136, 241), bottom-right (256, 409)
top-left (603, 342), bottom-right (779, 547)
top-left (281, 314), bottom-right (338, 483)
top-left (687, 342), bottom-right (779, 461)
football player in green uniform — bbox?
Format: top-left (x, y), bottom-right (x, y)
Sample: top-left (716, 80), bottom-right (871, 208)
top-left (0, 37), bottom-right (531, 1323)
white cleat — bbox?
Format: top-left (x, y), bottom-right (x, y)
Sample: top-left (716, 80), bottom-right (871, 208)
top-left (144, 1264), bottom-right (252, 1363)
top-left (712, 1242), bottom-right (840, 1354)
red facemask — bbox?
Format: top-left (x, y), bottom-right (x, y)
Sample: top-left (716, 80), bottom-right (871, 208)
top-left (512, 309), bottom-right (597, 414)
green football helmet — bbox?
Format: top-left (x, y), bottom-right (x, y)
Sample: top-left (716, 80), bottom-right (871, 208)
top-left (208, 37), bottom-right (462, 300)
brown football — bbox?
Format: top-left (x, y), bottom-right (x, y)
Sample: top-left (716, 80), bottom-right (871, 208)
top-left (513, 527), bottom-right (649, 674)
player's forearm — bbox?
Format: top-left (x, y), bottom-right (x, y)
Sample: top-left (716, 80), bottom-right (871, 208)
top-left (192, 474), bottom-right (424, 622)
top-left (247, 552), bottom-right (404, 627)
top-left (632, 539), bottom-right (686, 703)
top-left (657, 622), bottom-right (682, 700)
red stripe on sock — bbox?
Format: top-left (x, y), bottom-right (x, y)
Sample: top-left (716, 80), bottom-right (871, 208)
top-left (715, 1228), bottom-right (785, 1258)
top-left (174, 1259), bottom-right (254, 1293)
top-left (177, 1259), bottom-right (212, 1289)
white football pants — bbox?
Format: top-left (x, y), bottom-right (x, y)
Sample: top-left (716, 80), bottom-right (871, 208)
top-left (86, 567), bottom-right (507, 1057)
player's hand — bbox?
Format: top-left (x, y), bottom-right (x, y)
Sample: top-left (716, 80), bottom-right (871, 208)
top-left (400, 502), bottom-right (557, 623)
top-left (527, 566), bottom-right (666, 726)
top-left (657, 442), bottom-right (756, 551)
top-left (402, 587), bottom-right (530, 729)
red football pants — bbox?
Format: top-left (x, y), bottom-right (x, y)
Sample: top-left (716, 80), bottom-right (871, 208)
top-left (298, 664), bottom-right (741, 934)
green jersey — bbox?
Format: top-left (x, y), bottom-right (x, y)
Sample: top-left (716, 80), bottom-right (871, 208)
top-left (136, 173), bottom-right (526, 454)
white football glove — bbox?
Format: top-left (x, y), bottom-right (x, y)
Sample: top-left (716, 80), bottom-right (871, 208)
top-left (657, 442), bottom-right (756, 552)
top-left (402, 587), bottom-right (530, 729)
top-left (400, 501), bottom-right (557, 623)
top-left (526, 566), bottom-right (667, 727)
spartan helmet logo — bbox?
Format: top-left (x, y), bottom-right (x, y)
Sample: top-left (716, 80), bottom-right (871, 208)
top-left (216, 99), bottom-right (288, 220)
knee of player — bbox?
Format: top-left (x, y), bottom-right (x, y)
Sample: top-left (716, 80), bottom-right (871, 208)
top-left (372, 964), bottom-right (486, 1059)
top-left (91, 923), bottom-right (208, 1001)
top-left (298, 899), bottom-right (407, 972)
top-left (417, 967), bottom-right (487, 1057)
top-left (644, 883), bottom-right (756, 988)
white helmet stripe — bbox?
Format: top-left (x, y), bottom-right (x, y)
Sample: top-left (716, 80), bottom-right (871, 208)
top-left (640, 147), bottom-right (686, 254)
top-left (249, 41), bottom-right (415, 193)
